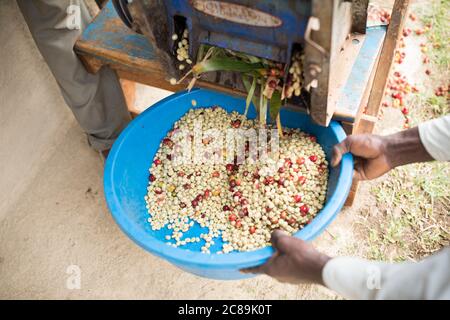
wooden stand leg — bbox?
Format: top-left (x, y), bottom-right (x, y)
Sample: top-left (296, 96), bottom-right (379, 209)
top-left (344, 180), bottom-right (359, 206)
top-left (119, 79), bottom-right (137, 114)
top-left (357, 0), bottom-right (409, 134)
top-left (344, 0), bottom-right (409, 206)
top-left (78, 54), bottom-right (103, 74)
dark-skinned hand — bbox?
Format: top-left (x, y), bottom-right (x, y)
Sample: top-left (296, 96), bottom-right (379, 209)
top-left (241, 230), bottom-right (330, 285)
top-left (331, 134), bottom-right (391, 180)
top-left (331, 127), bottom-right (433, 180)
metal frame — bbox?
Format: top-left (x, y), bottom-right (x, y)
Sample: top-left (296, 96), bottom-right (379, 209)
top-left (75, 0), bottom-right (410, 206)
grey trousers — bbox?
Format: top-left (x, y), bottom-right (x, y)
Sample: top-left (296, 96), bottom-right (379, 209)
top-left (17, 0), bottom-right (131, 151)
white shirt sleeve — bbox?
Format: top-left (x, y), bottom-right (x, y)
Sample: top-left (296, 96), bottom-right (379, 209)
top-left (322, 247), bottom-right (450, 299)
top-left (321, 117), bottom-right (450, 299)
top-left (418, 115), bottom-right (450, 161)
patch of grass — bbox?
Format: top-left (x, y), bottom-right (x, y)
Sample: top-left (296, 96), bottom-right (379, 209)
top-left (408, 0), bottom-right (449, 123)
top-left (361, 1), bottom-right (449, 263)
top-left (419, 0), bottom-right (450, 70)
top-left (366, 229), bottom-right (385, 260)
top-left (409, 93), bottom-right (449, 125)
top-left (366, 162), bottom-right (450, 262)
top-left (425, 95), bottom-right (449, 117)
top-left (409, 0), bottom-right (449, 123)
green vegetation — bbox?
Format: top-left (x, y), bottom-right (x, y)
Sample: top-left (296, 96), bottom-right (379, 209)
top-left (366, 163), bottom-right (450, 261)
top-left (361, 0), bottom-right (449, 262)
top-left (420, 0), bottom-right (450, 70)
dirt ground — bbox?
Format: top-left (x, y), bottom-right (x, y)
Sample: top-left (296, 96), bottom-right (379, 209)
top-left (0, 0), bottom-right (448, 299)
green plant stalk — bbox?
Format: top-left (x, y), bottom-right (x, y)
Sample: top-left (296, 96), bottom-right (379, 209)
top-left (192, 58), bottom-right (265, 75)
top-left (269, 89), bottom-right (282, 122)
top-left (269, 89), bottom-right (284, 136)
top-left (225, 49), bottom-right (261, 64)
top-left (196, 44), bottom-right (206, 63)
top-left (242, 76), bottom-right (257, 117)
top-left (188, 46), bottom-right (287, 130)
top-left (259, 80), bottom-right (267, 126)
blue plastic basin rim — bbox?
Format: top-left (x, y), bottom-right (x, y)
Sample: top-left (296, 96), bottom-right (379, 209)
top-left (104, 88), bottom-right (354, 270)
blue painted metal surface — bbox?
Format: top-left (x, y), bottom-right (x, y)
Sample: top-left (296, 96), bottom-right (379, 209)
top-left (335, 26), bottom-right (387, 121)
top-left (80, 2), bottom-right (386, 123)
top-left (103, 88), bottom-right (354, 280)
top-left (81, 1), bottom-right (156, 61)
top-left (164, 0), bottom-right (311, 63)
top-left (82, 1), bottom-right (311, 64)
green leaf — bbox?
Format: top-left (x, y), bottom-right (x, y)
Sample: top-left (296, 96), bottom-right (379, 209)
top-left (276, 113), bottom-right (283, 138)
top-left (262, 96), bottom-right (268, 125)
top-left (211, 47), bottom-right (227, 59)
top-left (259, 81), bottom-right (267, 126)
top-left (247, 55), bottom-right (262, 64)
top-left (226, 49), bottom-right (261, 64)
top-left (269, 89), bottom-right (282, 122)
top-left (243, 76), bottom-right (260, 118)
top-left (192, 58), bottom-right (264, 75)
top-left (196, 45), bottom-right (206, 63)
top-left (242, 76), bottom-right (256, 117)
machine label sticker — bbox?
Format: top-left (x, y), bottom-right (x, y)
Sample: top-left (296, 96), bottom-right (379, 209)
top-left (191, 0), bottom-right (282, 27)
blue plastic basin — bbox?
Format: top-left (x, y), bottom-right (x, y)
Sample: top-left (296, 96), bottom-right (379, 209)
top-left (104, 88), bottom-right (353, 280)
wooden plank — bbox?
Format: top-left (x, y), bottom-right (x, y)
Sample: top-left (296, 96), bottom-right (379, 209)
top-left (357, 0), bottom-right (409, 134)
top-left (76, 39), bottom-right (164, 74)
top-left (305, 0), bottom-right (333, 126)
top-left (119, 79), bottom-right (136, 113)
top-left (346, 0), bottom-right (409, 206)
top-left (334, 26), bottom-right (386, 122)
top-left (351, 44), bottom-right (382, 132)
top-left (344, 180), bottom-right (360, 206)
top-left (115, 67), bottom-right (183, 92)
top-left (341, 121), bottom-right (354, 135)
top-left (327, 33), bottom-right (365, 123)
top-left (78, 54), bottom-right (103, 74)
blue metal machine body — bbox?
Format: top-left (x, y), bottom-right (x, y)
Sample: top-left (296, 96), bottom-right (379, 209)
top-left (80, 0), bottom-right (386, 124)
top-left (115, 0), bottom-right (372, 125)
top-left (164, 0), bottom-right (312, 63)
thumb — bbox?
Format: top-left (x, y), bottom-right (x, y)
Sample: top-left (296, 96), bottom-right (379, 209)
top-left (331, 137), bottom-right (352, 167)
top-left (271, 230), bottom-right (295, 253)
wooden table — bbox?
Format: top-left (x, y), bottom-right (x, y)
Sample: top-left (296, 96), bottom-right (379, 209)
top-left (75, 0), bottom-right (409, 205)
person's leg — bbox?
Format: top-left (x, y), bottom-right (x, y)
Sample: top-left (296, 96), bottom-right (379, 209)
top-left (17, 0), bottom-right (131, 151)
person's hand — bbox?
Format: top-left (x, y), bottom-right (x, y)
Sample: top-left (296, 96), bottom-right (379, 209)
top-left (241, 230), bottom-right (331, 285)
top-left (331, 134), bottom-right (392, 180)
